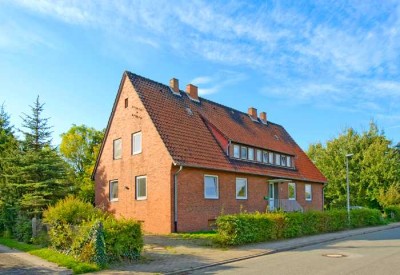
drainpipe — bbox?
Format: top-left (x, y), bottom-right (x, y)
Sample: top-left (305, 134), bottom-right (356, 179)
top-left (322, 182), bottom-right (328, 211)
top-left (174, 165), bottom-right (183, 232)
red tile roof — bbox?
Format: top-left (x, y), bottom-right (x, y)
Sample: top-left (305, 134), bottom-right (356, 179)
top-left (127, 71), bottom-right (327, 183)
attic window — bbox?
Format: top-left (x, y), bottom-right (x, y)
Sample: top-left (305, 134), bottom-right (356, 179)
top-left (185, 107), bottom-right (193, 116)
top-left (274, 135), bottom-right (279, 140)
top-left (125, 98), bottom-right (128, 108)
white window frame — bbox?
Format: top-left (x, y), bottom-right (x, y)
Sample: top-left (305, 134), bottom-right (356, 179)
top-left (113, 138), bottom-right (122, 160)
top-left (269, 152), bottom-right (274, 163)
top-left (136, 176), bottom-right (147, 200)
top-left (256, 149), bottom-right (262, 162)
top-left (204, 175), bottom-right (219, 199)
top-left (236, 178), bottom-right (248, 200)
top-left (109, 180), bottom-right (118, 202)
top-left (288, 182), bottom-right (296, 200)
top-left (132, 132), bottom-right (142, 155)
top-left (241, 146), bottom-right (248, 160)
top-left (263, 151), bottom-right (269, 163)
top-left (287, 156), bottom-right (292, 167)
top-left (305, 184), bottom-right (312, 201)
top-left (248, 148), bottom-right (254, 161)
top-left (233, 144), bottom-right (240, 158)
top-left (275, 153), bottom-right (281, 165)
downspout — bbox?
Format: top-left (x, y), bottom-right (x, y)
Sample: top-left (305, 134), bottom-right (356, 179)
top-left (322, 182), bottom-right (328, 211)
top-left (174, 165), bottom-right (183, 232)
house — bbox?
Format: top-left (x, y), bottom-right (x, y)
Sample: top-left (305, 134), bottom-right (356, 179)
top-left (93, 71), bottom-right (327, 234)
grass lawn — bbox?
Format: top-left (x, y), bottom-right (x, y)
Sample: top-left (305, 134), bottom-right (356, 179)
top-left (0, 237), bottom-right (100, 274)
top-left (170, 230), bottom-right (217, 241)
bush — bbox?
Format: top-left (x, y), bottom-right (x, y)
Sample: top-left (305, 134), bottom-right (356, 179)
top-left (43, 196), bottom-right (143, 265)
top-left (216, 208), bottom-right (385, 246)
top-left (103, 217), bottom-right (143, 262)
top-left (14, 215), bottom-right (32, 243)
top-left (384, 206), bottom-right (400, 221)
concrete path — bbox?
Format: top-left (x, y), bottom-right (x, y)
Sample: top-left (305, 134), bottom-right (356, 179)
top-left (99, 222), bottom-right (400, 274)
top-left (0, 244), bottom-right (71, 274)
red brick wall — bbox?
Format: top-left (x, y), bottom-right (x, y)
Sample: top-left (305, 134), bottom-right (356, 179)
top-left (176, 167), bottom-right (323, 232)
top-left (94, 76), bottom-right (174, 234)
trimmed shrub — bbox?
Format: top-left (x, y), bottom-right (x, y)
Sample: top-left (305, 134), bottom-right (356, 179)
top-left (103, 217), bottom-right (143, 262)
top-left (216, 208), bottom-right (385, 246)
top-left (384, 206), bottom-right (400, 221)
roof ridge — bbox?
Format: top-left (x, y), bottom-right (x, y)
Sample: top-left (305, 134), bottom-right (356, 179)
top-left (126, 71), bottom-right (283, 128)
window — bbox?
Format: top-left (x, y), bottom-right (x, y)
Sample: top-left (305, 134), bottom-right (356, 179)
top-left (236, 178), bottom-right (247, 199)
top-left (248, 148), bottom-right (254, 161)
top-left (241, 146), bottom-right (248, 160)
top-left (281, 156), bottom-right (287, 166)
top-left (124, 98), bottom-right (128, 108)
top-left (288, 182), bottom-right (296, 200)
top-left (263, 151), bottom-right (269, 163)
top-left (109, 180), bottom-right (118, 202)
top-left (305, 184), bottom-right (312, 201)
top-left (287, 156), bottom-right (292, 167)
top-left (233, 145), bottom-right (240, 158)
top-left (269, 152), bottom-right (274, 163)
top-left (204, 175), bottom-right (219, 199)
top-left (275, 153), bottom-right (281, 165)
top-left (132, 132), bottom-right (142, 155)
top-left (136, 176), bottom-right (147, 200)
top-left (113, 138), bottom-right (122, 160)
top-left (256, 149), bottom-right (262, 162)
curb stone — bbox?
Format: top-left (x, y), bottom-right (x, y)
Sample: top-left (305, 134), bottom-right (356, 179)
top-left (166, 222), bottom-right (400, 275)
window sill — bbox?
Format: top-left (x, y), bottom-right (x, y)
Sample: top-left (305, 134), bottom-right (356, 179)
top-left (236, 197), bottom-right (248, 200)
top-left (132, 151), bottom-right (142, 155)
top-left (110, 199), bottom-right (119, 202)
top-left (204, 197), bottom-right (219, 200)
top-left (136, 197), bottom-right (147, 201)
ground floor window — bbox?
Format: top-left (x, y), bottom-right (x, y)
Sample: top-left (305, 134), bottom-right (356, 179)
top-left (136, 176), bottom-right (147, 200)
top-left (109, 180), bottom-right (118, 202)
top-left (204, 175), bottom-right (219, 199)
top-left (305, 184), bottom-right (312, 201)
top-left (236, 178), bottom-right (248, 199)
top-left (288, 182), bottom-right (296, 200)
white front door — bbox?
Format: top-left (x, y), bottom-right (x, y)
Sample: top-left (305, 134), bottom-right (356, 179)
top-left (269, 183), bottom-right (275, 210)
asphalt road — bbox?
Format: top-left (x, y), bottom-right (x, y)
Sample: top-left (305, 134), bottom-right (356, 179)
top-left (0, 245), bottom-right (69, 274)
top-left (194, 227), bottom-right (400, 275)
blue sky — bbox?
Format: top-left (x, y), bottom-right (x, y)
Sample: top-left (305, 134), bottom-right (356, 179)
top-left (0, 0), bottom-right (399, 150)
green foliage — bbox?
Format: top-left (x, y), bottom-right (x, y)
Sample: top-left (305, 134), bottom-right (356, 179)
top-left (43, 196), bottom-right (143, 264)
top-left (384, 206), bottom-right (400, 222)
top-left (216, 209), bottom-right (385, 246)
top-left (0, 237), bottom-right (100, 274)
top-left (14, 215), bottom-right (32, 243)
top-left (60, 124), bottom-right (104, 204)
top-left (103, 217), bottom-right (143, 262)
top-left (378, 185), bottom-right (400, 208)
top-left (307, 122), bottom-right (400, 209)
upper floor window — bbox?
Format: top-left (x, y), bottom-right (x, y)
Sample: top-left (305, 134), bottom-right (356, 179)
top-left (113, 138), bottom-right (122, 160)
top-left (256, 149), bottom-right (262, 162)
top-left (241, 146), bottom-right (248, 160)
top-left (281, 155), bottom-right (287, 166)
top-left (288, 182), bottom-right (296, 200)
top-left (132, 132), bottom-right (142, 155)
top-left (204, 175), bottom-right (219, 199)
top-left (233, 145), bottom-right (240, 158)
top-left (263, 151), bottom-right (269, 163)
top-left (236, 178), bottom-right (248, 199)
top-left (136, 176), bottom-right (147, 200)
top-left (305, 184), bottom-right (312, 201)
top-left (275, 153), bottom-right (281, 166)
top-left (248, 148), bottom-right (254, 161)
top-left (287, 156), bottom-right (292, 167)
top-left (109, 180), bottom-right (118, 202)
top-left (269, 152), bottom-right (274, 164)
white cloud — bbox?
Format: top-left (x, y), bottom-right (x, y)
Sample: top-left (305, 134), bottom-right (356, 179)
top-left (191, 71), bottom-right (246, 96)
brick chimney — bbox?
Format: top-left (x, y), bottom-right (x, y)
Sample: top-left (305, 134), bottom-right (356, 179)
top-left (170, 78), bottom-right (179, 94)
top-left (186, 84), bottom-right (199, 101)
top-left (248, 107), bottom-right (257, 120)
top-left (259, 112), bottom-right (267, 123)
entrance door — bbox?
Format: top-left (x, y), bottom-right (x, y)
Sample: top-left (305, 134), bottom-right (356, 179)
top-left (269, 182), bottom-right (275, 210)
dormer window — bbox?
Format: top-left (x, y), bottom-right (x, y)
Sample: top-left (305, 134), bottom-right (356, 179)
top-left (230, 142), bottom-right (294, 169)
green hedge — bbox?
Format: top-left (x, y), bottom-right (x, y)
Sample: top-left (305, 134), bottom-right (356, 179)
top-left (43, 196), bottom-right (143, 265)
top-left (216, 208), bottom-right (385, 246)
top-left (384, 206), bottom-right (400, 222)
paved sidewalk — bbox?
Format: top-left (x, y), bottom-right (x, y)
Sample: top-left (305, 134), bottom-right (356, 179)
top-left (0, 244), bottom-right (71, 274)
top-left (99, 222), bottom-right (400, 274)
